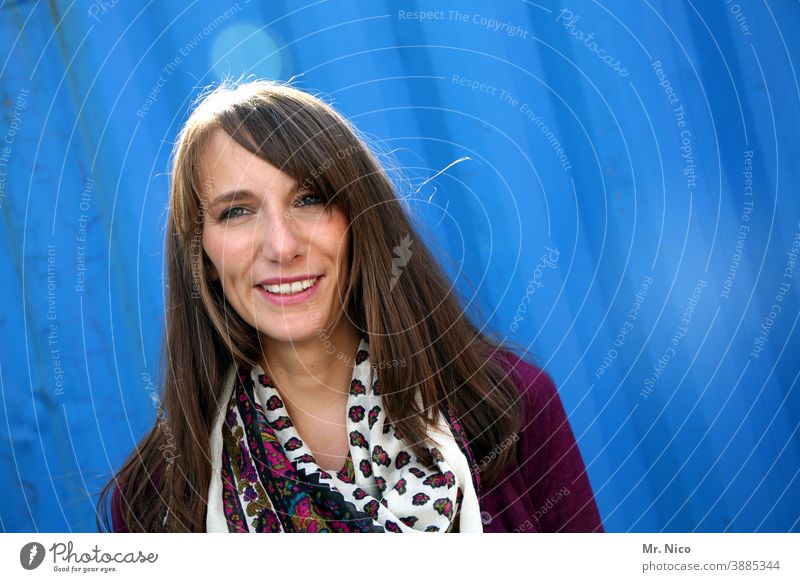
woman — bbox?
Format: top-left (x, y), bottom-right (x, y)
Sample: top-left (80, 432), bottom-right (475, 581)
top-left (97, 79), bottom-right (603, 533)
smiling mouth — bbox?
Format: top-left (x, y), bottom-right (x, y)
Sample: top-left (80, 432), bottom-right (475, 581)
top-left (261, 276), bottom-right (319, 296)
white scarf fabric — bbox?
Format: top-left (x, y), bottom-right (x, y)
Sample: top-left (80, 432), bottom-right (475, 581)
top-left (206, 336), bottom-right (483, 533)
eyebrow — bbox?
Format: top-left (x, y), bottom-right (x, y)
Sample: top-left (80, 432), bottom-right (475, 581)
top-left (207, 183), bottom-right (303, 211)
top-left (207, 189), bottom-right (257, 211)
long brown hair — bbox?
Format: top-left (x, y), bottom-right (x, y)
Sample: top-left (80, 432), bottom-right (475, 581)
top-left (97, 78), bottom-right (529, 532)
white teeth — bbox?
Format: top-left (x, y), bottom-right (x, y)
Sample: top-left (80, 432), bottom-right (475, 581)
top-left (263, 277), bottom-right (317, 295)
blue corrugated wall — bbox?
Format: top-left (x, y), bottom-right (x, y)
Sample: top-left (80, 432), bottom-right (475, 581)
top-left (1, 0), bottom-right (798, 532)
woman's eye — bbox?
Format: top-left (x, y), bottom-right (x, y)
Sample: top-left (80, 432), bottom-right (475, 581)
top-left (220, 206), bottom-right (248, 220)
top-left (294, 193), bottom-right (323, 208)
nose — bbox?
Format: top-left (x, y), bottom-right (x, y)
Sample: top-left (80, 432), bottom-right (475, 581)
top-left (255, 202), bottom-right (303, 265)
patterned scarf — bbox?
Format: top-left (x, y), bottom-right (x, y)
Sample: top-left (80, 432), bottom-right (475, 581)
top-left (206, 335), bottom-right (483, 532)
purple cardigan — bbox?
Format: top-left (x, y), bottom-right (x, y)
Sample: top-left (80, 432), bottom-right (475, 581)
top-left (478, 350), bottom-right (603, 532)
top-left (111, 351), bottom-right (603, 533)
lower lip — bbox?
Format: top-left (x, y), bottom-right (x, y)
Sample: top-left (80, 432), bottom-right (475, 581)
top-left (255, 276), bottom-right (322, 306)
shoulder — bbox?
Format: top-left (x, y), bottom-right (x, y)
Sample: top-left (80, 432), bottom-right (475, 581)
top-left (490, 349), bottom-right (604, 532)
top-left (491, 348), bottom-right (558, 420)
top-left (108, 459), bottom-right (166, 533)
top-left (110, 483), bottom-right (130, 533)
top-left (490, 347), bottom-right (574, 461)
top-left (487, 348), bottom-right (569, 476)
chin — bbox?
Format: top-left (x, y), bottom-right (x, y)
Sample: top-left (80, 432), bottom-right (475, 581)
top-left (257, 324), bottom-right (322, 346)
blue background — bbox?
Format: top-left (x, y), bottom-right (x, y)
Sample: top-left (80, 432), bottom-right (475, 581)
top-left (1, 0), bottom-right (798, 532)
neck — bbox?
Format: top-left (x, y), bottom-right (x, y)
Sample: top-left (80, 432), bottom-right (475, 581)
top-left (260, 320), bottom-right (363, 414)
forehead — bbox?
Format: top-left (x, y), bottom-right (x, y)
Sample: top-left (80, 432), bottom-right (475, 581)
top-left (198, 127), bottom-right (297, 199)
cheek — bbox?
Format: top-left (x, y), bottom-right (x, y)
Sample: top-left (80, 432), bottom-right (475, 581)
top-left (200, 232), bottom-right (217, 279)
top-left (202, 226), bottom-right (251, 279)
top-left (201, 235), bottom-right (251, 321)
top-left (327, 212), bottom-right (351, 264)
top-left (201, 230), bottom-right (223, 273)
top-left (338, 232), bottom-right (351, 271)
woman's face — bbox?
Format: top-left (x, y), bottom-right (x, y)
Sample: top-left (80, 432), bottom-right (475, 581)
top-left (199, 127), bottom-right (351, 346)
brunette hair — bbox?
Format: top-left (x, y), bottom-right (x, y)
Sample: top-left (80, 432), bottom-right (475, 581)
top-left (97, 78), bottom-right (530, 532)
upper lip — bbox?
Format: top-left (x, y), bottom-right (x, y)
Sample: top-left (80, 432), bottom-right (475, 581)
top-left (257, 274), bottom-right (321, 286)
